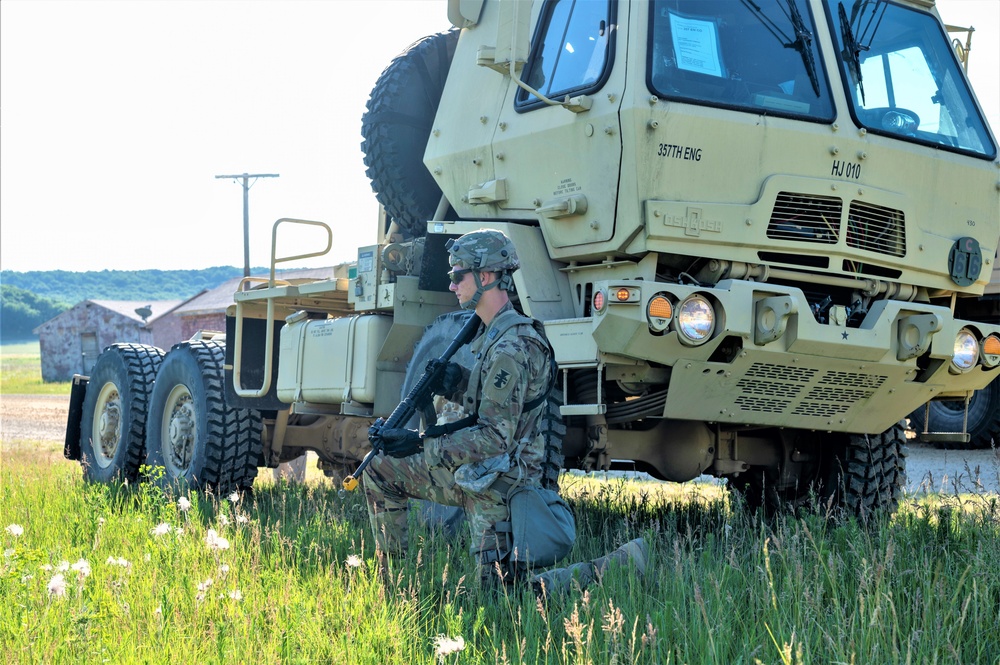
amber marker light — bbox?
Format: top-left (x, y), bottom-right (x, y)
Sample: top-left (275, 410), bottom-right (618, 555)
top-left (646, 294), bottom-right (673, 332)
top-left (981, 333), bottom-right (1000, 367)
top-left (983, 334), bottom-right (1000, 356)
top-left (616, 287), bottom-right (631, 302)
top-left (593, 290), bottom-right (606, 312)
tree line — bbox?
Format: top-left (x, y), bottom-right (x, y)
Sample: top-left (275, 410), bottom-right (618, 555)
top-left (0, 267), bottom-right (254, 341)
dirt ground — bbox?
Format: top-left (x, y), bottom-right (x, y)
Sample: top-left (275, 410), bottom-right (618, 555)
top-left (2, 393), bottom-right (997, 494)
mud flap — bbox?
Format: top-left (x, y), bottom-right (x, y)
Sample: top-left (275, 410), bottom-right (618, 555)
top-left (64, 374), bottom-right (88, 461)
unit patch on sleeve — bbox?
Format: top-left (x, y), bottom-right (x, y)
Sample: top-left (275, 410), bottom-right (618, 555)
top-left (482, 353), bottom-right (520, 407)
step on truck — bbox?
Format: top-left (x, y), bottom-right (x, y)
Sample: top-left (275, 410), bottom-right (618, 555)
top-left (66, 0), bottom-right (1000, 517)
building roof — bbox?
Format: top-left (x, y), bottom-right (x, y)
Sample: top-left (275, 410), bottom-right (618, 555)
top-left (173, 267), bottom-right (339, 316)
top-left (88, 299), bottom-right (185, 323)
top-left (32, 298), bottom-right (184, 334)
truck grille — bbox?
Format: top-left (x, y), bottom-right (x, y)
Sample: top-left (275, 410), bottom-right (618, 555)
top-left (846, 201), bottom-right (906, 257)
top-left (735, 365), bottom-right (887, 419)
top-left (766, 192), bottom-right (841, 244)
top-left (765, 194), bottom-right (906, 259)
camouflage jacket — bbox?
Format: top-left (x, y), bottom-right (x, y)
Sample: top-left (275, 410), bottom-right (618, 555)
top-left (423, 302), bottom-right (552, 478)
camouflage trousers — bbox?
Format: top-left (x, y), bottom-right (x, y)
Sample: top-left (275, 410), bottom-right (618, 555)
top-left (363, 451), bottom-right (519, 563)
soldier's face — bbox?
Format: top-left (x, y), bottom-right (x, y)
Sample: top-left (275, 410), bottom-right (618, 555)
top-left (448, 268), bottom-right (474, 304)
top-left (449, 269), bottom-right (492, 306)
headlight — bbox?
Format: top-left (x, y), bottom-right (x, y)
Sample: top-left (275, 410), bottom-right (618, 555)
top-left (951, 329), bottom-right (979, 371)
top-left (676, 295), bottom-right (715, 345)
top-left (646, 294), bottom-right (673, 333)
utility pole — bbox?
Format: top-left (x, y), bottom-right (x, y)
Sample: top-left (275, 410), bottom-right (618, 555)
top-left (215, 172), bottom-right (280, 278)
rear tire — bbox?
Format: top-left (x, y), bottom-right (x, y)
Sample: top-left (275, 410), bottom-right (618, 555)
top-left (79, 343), bottom-right (164, 483)
top-left (146, 340), bottom-right (262, 493)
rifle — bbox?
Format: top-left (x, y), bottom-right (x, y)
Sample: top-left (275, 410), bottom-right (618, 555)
top-left (342, 312), bottom-right (481, 491)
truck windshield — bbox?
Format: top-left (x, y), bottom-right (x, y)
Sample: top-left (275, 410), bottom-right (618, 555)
top-left (647, 0), bottom-right (835, 121)
top-left (827, 0), bottom-right (996, 159)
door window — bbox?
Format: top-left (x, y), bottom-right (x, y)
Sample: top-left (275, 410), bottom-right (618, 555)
top-left (517, 0), bottom-right (617, 109)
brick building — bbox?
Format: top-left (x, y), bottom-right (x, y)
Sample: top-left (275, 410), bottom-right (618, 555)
top-left (35, 268), bottom-right (339, 381)
top-left (33, 299), bottom-right (184, 381)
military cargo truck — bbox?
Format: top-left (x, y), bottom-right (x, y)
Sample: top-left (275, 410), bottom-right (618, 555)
top-left (66, 0), bottom-right (1000, 517)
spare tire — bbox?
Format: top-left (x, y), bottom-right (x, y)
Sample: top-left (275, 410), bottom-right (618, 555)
top-left (361, 30), bottom-right (460, 239)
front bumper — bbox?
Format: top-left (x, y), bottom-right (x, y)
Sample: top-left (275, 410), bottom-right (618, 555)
top-left (576, 278), bottom-right (1000, 433)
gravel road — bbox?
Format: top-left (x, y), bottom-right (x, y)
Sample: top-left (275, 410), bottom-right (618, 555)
top-left (3, 394), bottom-right (997, 494)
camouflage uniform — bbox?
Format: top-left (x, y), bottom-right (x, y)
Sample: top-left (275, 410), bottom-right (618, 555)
top-left (363, 301), bottom-right (552, 571)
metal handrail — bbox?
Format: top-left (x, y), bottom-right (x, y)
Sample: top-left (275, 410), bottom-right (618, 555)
top-left (232, 218), bottom-right (334, 398)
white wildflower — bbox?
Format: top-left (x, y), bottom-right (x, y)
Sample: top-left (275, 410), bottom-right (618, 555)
top-left (98, 517), bottom-right (106, 526)
top-left (345, 555), bottom-right (363, 569)
top-left (217, 514), bottom-right (231, 527)
top-left (228, 492), bottom-right (240, 504)
top-left (48, 573), bottom-right (67, 597)
top-left (155, 606), bottom-right (162, 616)
top-left (106, 556), bottom-right (131, 568)
top-left (151, 523), bottom-right (172, 537)
top-left (71, 558), bottom-right (91, 577)
top-left (219, 564), bottom-right (230, 577)
top-left (205, 529), bottom-right (230, 551)
top-left (39, 563), bottom-right (53, 572)
top-left (197, 578), bottom-right (214, 593)
top-left (433, 634), bottom-right (466, 657)
top-left (177, 496), bottom-right (192, 512)
top-left (56, 561), bottom-right (70, 572)
top-left (5, 524), bottom-right (24, 537)
top-left (21, 574), bottom-right (34, 583)
top-left (3, 548), bottom-right (13, 558)
top-left (235, 513), bottom-right (249, 524)
top-left (227, 589), bottom-right (243, 601)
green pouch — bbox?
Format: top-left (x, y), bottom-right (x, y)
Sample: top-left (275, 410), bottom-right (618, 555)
top-left (507, 486), bottom-right (576, 570)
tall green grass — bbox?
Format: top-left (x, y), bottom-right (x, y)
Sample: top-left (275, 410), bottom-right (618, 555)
top-left (0, 342), bottom-right (71, 395)
top-left (3, 444), bottom-right (998, 664)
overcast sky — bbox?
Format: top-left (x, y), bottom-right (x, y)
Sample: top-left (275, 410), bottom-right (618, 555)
top-left (2, 0), bottom-right (997, 274)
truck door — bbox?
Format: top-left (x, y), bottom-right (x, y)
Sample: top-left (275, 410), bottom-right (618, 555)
top-left (492, 0), bottom-right (625, 249)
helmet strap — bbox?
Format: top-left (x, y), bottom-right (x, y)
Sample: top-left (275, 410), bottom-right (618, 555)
top-left (463, 271), bottom-right (503, 310)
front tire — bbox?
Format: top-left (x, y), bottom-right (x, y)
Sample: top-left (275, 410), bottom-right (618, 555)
top-left (825, 424), bottom-right (907, 519)
top-left (146, 340), bottom-right (262, 493)
top-left (79, 343), bottom-right (164, 483)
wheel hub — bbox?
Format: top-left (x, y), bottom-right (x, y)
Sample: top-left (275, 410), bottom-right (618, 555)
top-left (93, 383), bottom-right (122, 468)
top-left (164, 389), bottom-right (196, 471)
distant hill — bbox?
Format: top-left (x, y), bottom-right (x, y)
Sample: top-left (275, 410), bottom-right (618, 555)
top-left (0, 285), bottom-right (69, 341)
top-left (0, 266), bottom-right (266, 304)
top-left (0, 266), bottom-right (267, 342)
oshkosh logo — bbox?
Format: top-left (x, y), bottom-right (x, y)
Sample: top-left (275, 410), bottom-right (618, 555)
top-left (662, 208), bottom-right (723, 237)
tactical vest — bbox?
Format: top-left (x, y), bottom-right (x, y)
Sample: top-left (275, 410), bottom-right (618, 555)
top-left (428, 307), bottom-right (554, 438)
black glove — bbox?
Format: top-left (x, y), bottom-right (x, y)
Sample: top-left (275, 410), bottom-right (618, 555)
top-left (425, 359), bottom-right (463, 397)
top-left (379, 428), bottom-right (423, 458)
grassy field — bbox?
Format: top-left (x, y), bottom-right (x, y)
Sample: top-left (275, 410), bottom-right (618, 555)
top-left (2, 440), bottom-right (998, 664)
top-left (0, 341), bottom-right (71, 395)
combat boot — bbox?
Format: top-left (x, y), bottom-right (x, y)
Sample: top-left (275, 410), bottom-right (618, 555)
top-left (590, 537), bottom-right (648, 579)
top-left (530, 538), bottom-right (647, 598)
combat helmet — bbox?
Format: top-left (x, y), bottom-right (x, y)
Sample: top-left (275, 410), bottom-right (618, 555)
top-left (446, 229), bottom-right (519, 309)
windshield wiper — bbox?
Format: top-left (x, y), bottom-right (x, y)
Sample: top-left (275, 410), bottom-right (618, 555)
top-left (741, 0), bottom-right (820, 96)
top-left (839, 0), bottom-right (887, 105)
